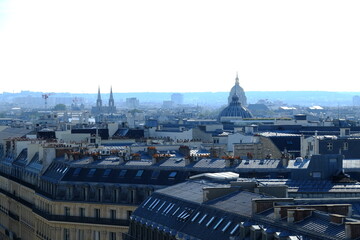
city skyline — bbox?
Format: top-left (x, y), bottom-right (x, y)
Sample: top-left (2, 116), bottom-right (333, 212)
top-left (1, 0), bottom-right (360, 94)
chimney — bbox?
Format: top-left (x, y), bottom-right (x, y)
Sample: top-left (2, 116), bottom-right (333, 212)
top-left (252, 198), bottom-right (293, 215)
top-left (225, 158), bottom-right (235, 168)
top-left (203, 187), bottom-right (239, 202)
top-left (330, 214), bottom-right (345, 225)
top-left (250, 225), bottom-right (261, 240)
top-left (287, 208), bottom-right (314, 223)
top-left (345, 222), bottom-right (360, 240)
top-left (179, 145), bottom-right (190, 157)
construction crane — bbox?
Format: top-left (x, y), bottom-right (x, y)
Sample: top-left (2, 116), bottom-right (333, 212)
top-left (42, 93), bottom-right (54, 110)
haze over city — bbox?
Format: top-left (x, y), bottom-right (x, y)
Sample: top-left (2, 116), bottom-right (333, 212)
top-left (1, 0), bottom-right (360, 94)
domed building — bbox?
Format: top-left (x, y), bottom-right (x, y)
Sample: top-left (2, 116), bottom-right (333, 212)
top-left (219, 94), bottom-right (253, 122)
top-left (228, 73), bottom-right (247, 106)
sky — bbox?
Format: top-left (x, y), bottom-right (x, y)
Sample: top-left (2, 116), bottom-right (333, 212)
top-left (0, 0), bottom-right (360, 94)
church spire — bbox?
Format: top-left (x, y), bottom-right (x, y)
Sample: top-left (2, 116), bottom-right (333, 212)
top-left (109, 86), bottom-right (114, 107)
top-left (96, 86), bottom-right (102, 107)
top-left (235, 72), bottom-right (239, 85)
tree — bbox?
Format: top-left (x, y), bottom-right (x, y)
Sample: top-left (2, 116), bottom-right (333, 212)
top-left (53, 104), bottom-right (66, 111)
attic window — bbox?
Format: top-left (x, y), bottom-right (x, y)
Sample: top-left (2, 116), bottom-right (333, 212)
top-left (136, 170), bottom-right (144, 177)
top-left (87, 168), bottom-right (96, 177)
top-left (103, 169), bottom-right (112, 177)
top-left (168, 171), bottom-right (177, 179)
top-left (118, 169), bottom-right (127, 177)
top-left (73, 168), bottom-right (81, 177)
top-left (151, 170), bottom-right (160, 179)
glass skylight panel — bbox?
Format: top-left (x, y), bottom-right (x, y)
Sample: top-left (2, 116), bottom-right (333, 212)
top-left (213, 218), bottom-right (223, 230)
top-left (151, 200), bottom-right (160, 210)
top-left (178, 210), bottom-right (186, 218)
top-left (206, 216), bottom-right (215, 227)
top-left (198, 214), bottom-right (207, 224)
top-left (157, 201), bottom-right (166, 211)
top-left (191, 212), bottom-right (200, 222)
top-left (162, 203), bottom-right (172, 213)
top-left (230, 224), bottom-right (240, 235)
top-left (165, 204), bottom-right (175, 215)
top-left (172, 207), bottom-right (180, 216)
top-left (148, 199), bottom-right (157, 209)
top-left (142, 197), bottom-right (152, 207)
top-left (222, 221), bottom-right (232, 232)
top-left (136, 170), bottom-right (144, 177)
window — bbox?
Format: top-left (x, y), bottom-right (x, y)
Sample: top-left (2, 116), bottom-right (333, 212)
top-left (151, 170), bottom-right (160, 179)
top-left (118, 169), bottom-right (127, 177)
top-left (230, 224), bottom-right (240, 235)
top-left (135, 170), bottom-right (144, 177)
top-left (63, 229), bottom-right (70, 240)
top-left (94, 231), bottom-right (100, 240)
top-left (79, 207), bottom-right (85, 217)
top-left (94, 208), bottom-right (100, 219)
top-left (213, 218), bottom-right (223, 230)
top-left (222, 221), bottom-right (232, 232)
top-left (109, 232), bottom-right (116, 240)
top-left (206, 216), bottom-right (215, 227)
top-left (343, 142), bottom-right (349, 150)
top-left (64, 207), bottom-right (70, 216)
top-left (87, 168), bottom-right (96, 177)
top-left (110, 209), bottom-right (116, 220)
top-left (198, 214), bottom-right (207, 224)
top-left (312, 172), bottom-right (321, 178)
top-left (103, 169), bottom-right (112, 177)
top-left (191, 212), bottom-right (200, 222)
top-left (168, 171), bottom-right (177, 179)
top-left (327, 142), bottom-right (333, 151)
top-left (127, 210), bottom-right (133, 219)
top-left (73, 168), bottom-right (81, 177)
top-left (78, 229), bottom-right (84, 240)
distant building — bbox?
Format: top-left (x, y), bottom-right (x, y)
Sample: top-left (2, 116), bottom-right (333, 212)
top-left (219, 94), bottom-right (253, 122)
top-left (125, 97), bottom-right (139, 109)
top-left (228, 73), bottom-right (247, 106)
top-left (353, 95), bottom-right (360, 106)
top-left (91, 87), bottom-right (117, 114)
top-left (171, 93), bottom-right (183, 105)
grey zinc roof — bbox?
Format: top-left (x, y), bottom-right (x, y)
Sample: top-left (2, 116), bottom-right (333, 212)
top-left (0, 128), bottom-right (33, 141)
top-left (157, 180), bottom-right (229, 204)
top-left (192, 159), bottom-right (226, 169)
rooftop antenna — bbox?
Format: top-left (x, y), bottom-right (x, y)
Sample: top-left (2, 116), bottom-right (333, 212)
top-left (42, 93), bottom-right (54, 110)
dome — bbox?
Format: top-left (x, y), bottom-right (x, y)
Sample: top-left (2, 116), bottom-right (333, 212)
top-left (219, 94), bottom-right (253, 121)
top-left (228, 74), bottom-right (247, 106)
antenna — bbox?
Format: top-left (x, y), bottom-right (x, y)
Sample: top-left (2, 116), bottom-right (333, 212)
top-left (42, 93), bottom-right (54, 110)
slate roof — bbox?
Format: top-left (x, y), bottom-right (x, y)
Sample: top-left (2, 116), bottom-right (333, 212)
top-left (132, 178), bottom-right (349, 240)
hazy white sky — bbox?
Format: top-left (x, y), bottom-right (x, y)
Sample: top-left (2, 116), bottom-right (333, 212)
top-left (0, 0), bottom-right (359, 93)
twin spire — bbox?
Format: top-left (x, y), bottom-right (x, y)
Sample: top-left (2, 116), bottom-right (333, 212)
top-left (96, 86), bottom-right (114, 108)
